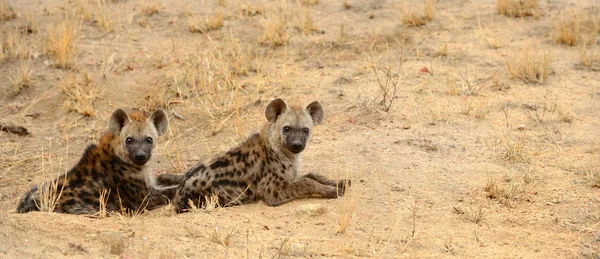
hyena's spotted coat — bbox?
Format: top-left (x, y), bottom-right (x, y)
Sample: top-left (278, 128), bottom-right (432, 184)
top-left (17, 108), bottom-right (178, 215)
top-left (172, 98), bottom-right (349, 212)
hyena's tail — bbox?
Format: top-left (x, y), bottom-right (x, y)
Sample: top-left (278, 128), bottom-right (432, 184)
top-left (16, 186), bottom-right (40, 213)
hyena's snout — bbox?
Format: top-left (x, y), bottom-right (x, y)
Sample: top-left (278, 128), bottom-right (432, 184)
top-left (286, 130), bottom-right (308, 154)
top-left (127, 142), bottom-right (153, 166)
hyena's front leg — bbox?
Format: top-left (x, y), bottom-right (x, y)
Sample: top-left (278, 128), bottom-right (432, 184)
top-left (145, 186), bottom-right (179, 210)
top-left (301, 172), bottom-right (350, 194)
top-left (262, 178), bottom-right (340, 207)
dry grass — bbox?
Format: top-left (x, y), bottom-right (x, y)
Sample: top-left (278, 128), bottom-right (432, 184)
top-left (460, 96), bottom-right (492, 119)
top-left (140, 0), bottom-right (160, 17)
top-left (369, 59), bottom-right (400, 112)
top-left (503, 132), bottom-right (527, 163)
top-left (9, 60), bottom-right (33, 94)
top-left (554, 8), bottom-right (582, 46)
top-left (258, 2), bottom-right (292, 47)
top-left (97, 189), bottom-right (111, 219)
top-left (21, 14), bottom-right (38, 35)
top-left (497, 0), bottom-right (538, 18)
top-left (204, 12), bottom-right (224, 32)
top-left (299, 0), bottom-right (319, 6)
top-left (44, 16), bottom-right (78, 69)
top-left (464, 206), bottom-right (486, 224)
top-left (3, 26), bottom-right (33, 60)
top-left (484, 174), bottom-right (535, 207)
top-left (208, 226), bottom-right (236, 246)
top-left (74, 0), bottom-right (92, 22)
top-left (240, 3), bottom-right (262, 17)
top-left (0, 0), bottom-right (16, 22)
top-left (35, 143), bottom-right (68, 213)
top-left (187, 12), bottom-right (224, 33)
top-left (401, 0), bottom-right (435, 27)
top-left (554, 7), bottom-right (598, 46)
top-left (579, 43), bottom-right (600, 71)
top-left (337, 179), bottom-right (358, 234)
top-left (57, 72), bottom-right (100, 117)
top-left (299, 9), bottom-right (318, 35)
top-left (258, 15), bottom-right (287, 47)
top-left (505, 46), bottom-right (551, 84)
top-left (93, 0), bottom-right (115, 32)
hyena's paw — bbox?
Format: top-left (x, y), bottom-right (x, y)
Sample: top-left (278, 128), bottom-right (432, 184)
top-left (335, 179), bottom-right (351, 197)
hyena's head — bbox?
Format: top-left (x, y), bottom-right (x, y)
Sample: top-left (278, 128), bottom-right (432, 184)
top-left (108, 108), bottom-right (169, 166)
top-left (265, 98), bottom-right (324, 154)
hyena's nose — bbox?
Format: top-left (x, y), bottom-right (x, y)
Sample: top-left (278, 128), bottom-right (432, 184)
top-left (291, 142), bottom-right (303, 150)
top-left (134, 154), bottom-right (146, 161)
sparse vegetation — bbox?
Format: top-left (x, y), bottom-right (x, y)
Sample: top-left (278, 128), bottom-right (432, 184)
top-left (503, 132), bottom-right (527, 163)
top-left (57, 72), bottom-right (100, 117)
top-left (402, 0), bottom-right (435, 27)
top-left (140, 1), bottom-right (160, 17)
top-left (8, 60), bottom-right (33, 94)
top-left (0, 0), bottom-right (16, 21)
top-left (484, 174), bottom-right (535, 207)
top-left (579, 43), bottom-right (600, 71)
top-left (497, 0), bottom-right (539, 18)
top-left (258, 14), bottom-right (287, 47)
top-left (93, 0), bottom-right (115, 32)
top-left (337, 179), bottom-right (357, 234)
top-left (505, 46), bottom-right (551, 84)
top-left (44, 16), bottom-right (79, 69)
top-left (464, 206), bottom-right (486, 224)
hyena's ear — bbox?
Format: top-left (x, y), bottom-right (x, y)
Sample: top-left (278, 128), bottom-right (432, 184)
top-left (150, 109), bottom-right (169, 136)
top-left (265, 98), bottom-right (287, 123)
top-left (108, 108), bottom-right (130, 135)
top-left (306, 101), bottom-right (324, 125)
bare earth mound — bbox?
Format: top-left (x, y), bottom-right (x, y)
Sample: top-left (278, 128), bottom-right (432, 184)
top-left (1, 0), bottom-right (599, 257)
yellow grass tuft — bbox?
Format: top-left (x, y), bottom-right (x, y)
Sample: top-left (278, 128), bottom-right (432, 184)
top-left (44, 16), bottom-right (79, 69)
top-left (554, 8), bottom-right (582, 46)
top-left (140, 0), bottom-right (160, 17)
top-left (337, 179), bottom-right (357, 234)
top-left (58, 72), bottom-right (100, 117)
top-left (258, 15), bottom-right (287, 47)
top-left (503, 132), bottom-right (527, 163)
top-left (93, 0), bottom-right (115, 32)
top-left (3, 26), bottom-right (32, 60)
top-left (240, 3), bottom-right (262, 17)
top-left (299, 0), bottom-right (319, 6)
top-left (484, 174), bottom-right (535, 207)
top-left (97, 189), bottom-right (111, 218)
top-left (402, 0), bottom-right (435, 27)
top-left (204, 12), bottom-right (224, 31)
top-left (35, 143), bottom-right (69, 213)
top-left (497, 0), bottom-right (538, 18)
top-left (0, 0), bottom-right (16, 22)
top-left (8, 60), bottom-right (33, 94)
top-left (505, 46), bottom-right (551, 84)
top-left (579, 43), bottom-right (600, 71)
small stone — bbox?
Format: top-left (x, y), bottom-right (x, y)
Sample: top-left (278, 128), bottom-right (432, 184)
top-left (402, 122), bottom-right (411, 130)
top-left (517, 124), bottom-right (526, 131)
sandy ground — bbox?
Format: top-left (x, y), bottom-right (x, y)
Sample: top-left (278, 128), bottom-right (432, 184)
top-left (1, 0), bottom-right (599, 258)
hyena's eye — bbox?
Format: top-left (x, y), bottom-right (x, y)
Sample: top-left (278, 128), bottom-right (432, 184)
top-left (125, 137), bottom-right (133, 144)
top-left (283, 126), bottom-right (291, 133)
top-left (146, 137), bottom-right (153, 144)
top-left (303, 128), bottom-right (309, 134)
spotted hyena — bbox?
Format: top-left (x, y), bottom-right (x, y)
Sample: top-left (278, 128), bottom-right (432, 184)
top-left (172, 98), bottom-right (349, 212)
top-left (17, 108), bottom-right (178, 215)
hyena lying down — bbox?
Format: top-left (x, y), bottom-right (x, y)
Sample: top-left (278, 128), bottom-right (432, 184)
top-left (171, 98), bottom-right (349, 212)
top-left (17, 108), bottom-right (178, 215)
